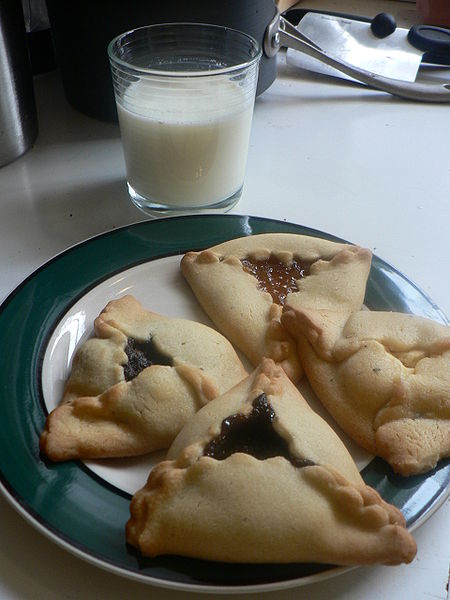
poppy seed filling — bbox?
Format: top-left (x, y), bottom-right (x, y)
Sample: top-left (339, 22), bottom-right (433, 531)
top-left (203, 393), bottom-right (315, 468)
top-left (123, 337), bottom-right (173, 381)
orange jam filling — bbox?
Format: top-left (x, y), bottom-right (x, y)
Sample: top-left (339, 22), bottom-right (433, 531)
top-left (241, 255), bottom-right (312, 305)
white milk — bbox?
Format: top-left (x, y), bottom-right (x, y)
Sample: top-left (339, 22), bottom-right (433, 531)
top-left (117, 76), bottom-right (254, 208)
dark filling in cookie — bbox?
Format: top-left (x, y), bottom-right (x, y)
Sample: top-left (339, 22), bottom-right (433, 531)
top-left (241, 255), bottom-right (313, 305)
top-left (203, 393), bottom-right (315, 468)
top-left (123, 337), bottom-right (173, 381)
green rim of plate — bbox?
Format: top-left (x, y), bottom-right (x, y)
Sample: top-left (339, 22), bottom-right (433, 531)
top-left (0, 215), bottom-right (448, 592)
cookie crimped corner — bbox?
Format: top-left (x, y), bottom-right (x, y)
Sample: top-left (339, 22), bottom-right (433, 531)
top-left (126, 457), bottom-right (182, 556)
top-left (375, 417), bottom-right (450, 476)
top-left (94, 295), bottom-right (166, 339)
top-left (249, 357), bottom-right (287, 399)
top-left (304, 465), bottom-right (417, 565)
top-left (281, 306), bottom-right (351, 362)
top-left (181, 249), bottom-right (220, 270)
top-left (329, 244), bottom-right (372, 267)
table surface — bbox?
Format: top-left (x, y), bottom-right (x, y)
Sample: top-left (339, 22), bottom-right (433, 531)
top-left (1, 45), bottom-right (449, 600)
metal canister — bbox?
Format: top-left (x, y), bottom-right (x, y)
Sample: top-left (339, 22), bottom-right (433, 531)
top-left (0, 0), bottom-right (38, 167)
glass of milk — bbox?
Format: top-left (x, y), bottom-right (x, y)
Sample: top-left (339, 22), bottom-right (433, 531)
top-left (108, 23), bottom-right (261, 216)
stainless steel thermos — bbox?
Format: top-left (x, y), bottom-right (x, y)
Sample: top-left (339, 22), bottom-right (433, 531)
top-left (0, 0), bottom-right (38, 167)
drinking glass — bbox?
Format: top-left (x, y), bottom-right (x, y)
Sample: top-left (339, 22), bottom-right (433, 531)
top-left (108, 23), bottom-right (261, 216)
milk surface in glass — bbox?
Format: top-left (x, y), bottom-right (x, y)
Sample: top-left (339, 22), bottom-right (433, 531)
top-left (117, 75), bottom-right (254, 208)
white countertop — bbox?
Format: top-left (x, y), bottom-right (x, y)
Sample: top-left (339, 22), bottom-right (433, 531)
top-left (0, 52), bottom-right (449, 600)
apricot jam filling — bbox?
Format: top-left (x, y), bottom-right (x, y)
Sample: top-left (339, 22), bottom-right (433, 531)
top-left (241, 255), bottom-right (313, 305)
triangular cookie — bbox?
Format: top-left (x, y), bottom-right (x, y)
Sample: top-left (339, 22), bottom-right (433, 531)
top-left (181, 233), bottom-right (372, 382)
top-left (282, 307), bottom-right (450, 475)
top-left (126, 359), bottom-right (416, 565)
top-left (40, 295), bottom-right (248, 461)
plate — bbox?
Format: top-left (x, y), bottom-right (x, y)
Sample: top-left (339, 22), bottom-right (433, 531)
top-left (0, 215), bottom-right (449, 594)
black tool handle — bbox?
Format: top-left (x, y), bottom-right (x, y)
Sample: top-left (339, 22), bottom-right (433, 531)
top-left (408, 24), bottom-right (450, 65)
top-left (408, 24), bottom-right (450, 55)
